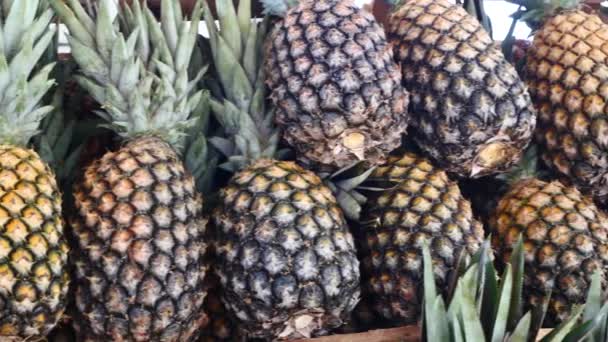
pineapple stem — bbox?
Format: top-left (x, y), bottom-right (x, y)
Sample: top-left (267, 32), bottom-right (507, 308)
top-left (49, 0), bottom-right (206, 149)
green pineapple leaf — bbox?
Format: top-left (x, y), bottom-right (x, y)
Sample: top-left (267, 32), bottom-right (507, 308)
top-left (203, 0), bottom-right (285, 173)
top-left (422, 241), bottom-right (451, 341)
top-left (491, 264), bottom-right (513, 342)
top-left (50, 0), bottom-right (206, 149)
top-left (481, 255), bottom-right (500, 338)
top-left (562, 319), bottom-right (597, 342)
top-left (507, 311), bottom-right (531, 342)
top-left (459, 265), bottom-right (485, 340)
top-left (529, 292), bottom-right (551, 341)
top-left (584, 271), bottom-right (604, 324)
top-left (539, 305), bottom-right (585, 341)
top-left (581, 270), bottom-right (608, 342)
top-left (0, 0), bottom-right (56, 147)
top-left (508, 236), bottom-right (525, 331)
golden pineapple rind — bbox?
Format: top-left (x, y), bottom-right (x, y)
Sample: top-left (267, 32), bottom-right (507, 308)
top-left (71, 136), bottom-right (208, 342)
top-left (214, 159), bottom-right (360, 339)
top-left (0, 146), bottom-right (68, 340)
top-left (265, 0), bottom-right (409, 170)
top-left (387, 0), bottom-right (536, 177)
top-left (490, 178), bottom-right (608, 324)
top-left (526, 10), bottom-right (608, 201)
top-left (360, 153), bottom-right (484, 323)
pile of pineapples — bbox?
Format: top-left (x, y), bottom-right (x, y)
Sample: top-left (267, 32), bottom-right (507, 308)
top-left (2, 0), bottom-right (608, 341)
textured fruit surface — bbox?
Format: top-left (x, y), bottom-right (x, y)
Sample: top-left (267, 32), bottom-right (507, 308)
top-left (214, 159), bottom-right (360, 339)
top-left (71, 136), bottom-right (208, 341)
top-left (491, 178), bottom-right (608, 324)
top-left (387, 0), bottom-right (536, 177)
top-left (525, 10), bottom-right (608, 202)
top-left (0, 146), bottom-right (68, 340)
top-left (265, 0), bottom-right (409, 170)
top-left (360, 153), bottom-right (484, 323)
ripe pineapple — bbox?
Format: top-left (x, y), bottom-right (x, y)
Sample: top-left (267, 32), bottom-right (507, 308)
top-left (263, 0), bottom-right (409, 170)
top-left (50, 0), bottom-right (209, 340)
top-left (491, 177), bottom-right (608, 325)
top-left (204, 1), bottom-right (360, 339)
top-left (0, 1), bottom-right (69, 340)
top-left (521, 4), bottom-right (608, 203)
top-left (386, 0), bottom-right (537, 178)
top-left (359, 152), bottom-right (484, 323)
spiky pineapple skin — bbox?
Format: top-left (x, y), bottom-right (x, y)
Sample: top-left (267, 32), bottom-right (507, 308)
top-left (387, 0), bottom-right (536, 177)
top-left (491, 179), bottom-right (608, 324)
top-left (360, 153), bottom-right (484, 323)
top-left (525, 11), bottom-right (608, 202)
top-left (214, 159), bottom-right (360, 340)
top-left (0, 146), bottom-right (68, 340)
top-left (71, 136), bottom-right (208, 342)
top-left (264, 0), bottom-right (409, 170)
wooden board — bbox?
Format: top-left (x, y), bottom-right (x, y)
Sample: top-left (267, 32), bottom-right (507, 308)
top-left (297, 325), bottom-right (554, 342)
top-left (298, 326), bottom-right (420, 342)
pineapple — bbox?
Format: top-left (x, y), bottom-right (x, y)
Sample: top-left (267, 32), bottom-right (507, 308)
top-left (386, 0), bottom-right (537, 178)
top-left (519, 3), bottom-right (608, 203)
top-left (490, 177), bottom-right (608, 325)
top-left (0, 0), bottom-right (69, 340)
top-left (359, 152), bottom-right (484, 324)
top-left (262, 0), bottom-right (409, 170)
top-left (50, 0), bottom-right (209, 340)
top-left (203, 1), bottom-right (360, 339)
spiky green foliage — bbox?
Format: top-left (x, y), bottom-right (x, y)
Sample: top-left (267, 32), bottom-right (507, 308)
top-left (34, 62), bottom-right (83, 185)
top-left (180, 33), bottom-right (218, 194)
top-left (496, 144), bottom-right (547, 184)
top-left (422, 237), bottom-right (607, 341)
top-left (0, 0), bottom-right (56, 146)
top-left (183, 89), bottom-right (218, 194)
top-left (506, 0), bottom-right (579, 29)
top-left (49, 0), bottom-right (205, 148)
top-left (203, 0), bottom-right (286, 172)
top-left (577, 273), bottom-right (608, 342)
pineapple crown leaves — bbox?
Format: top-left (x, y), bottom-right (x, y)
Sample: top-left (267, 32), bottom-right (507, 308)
top-left (496, 144), bottom-right (548, 185)
top-left (318, 161), bottom-right (378, 221)
top-left (505, 0), bottom-right (580, 30)
top-left (182, 89), bottom-right (219, 194)
top-left (422, 237), bottom-right (608, 342)
top-left (0, 0), bottom-right (56, 147)
top-left (49, 0), bottom-right (207, 149)
top-left (34, 59), bottom-right (86, 186)
top-left (259, 0), bottom-right (299, 17)
top-left (203, 0), bottom-right (288, 172)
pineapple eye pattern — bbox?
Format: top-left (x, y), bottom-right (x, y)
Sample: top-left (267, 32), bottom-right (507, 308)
top-left (360, 153), bottom-right (484, 323)
top-left (214, 159), bottom-right (360, 339)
